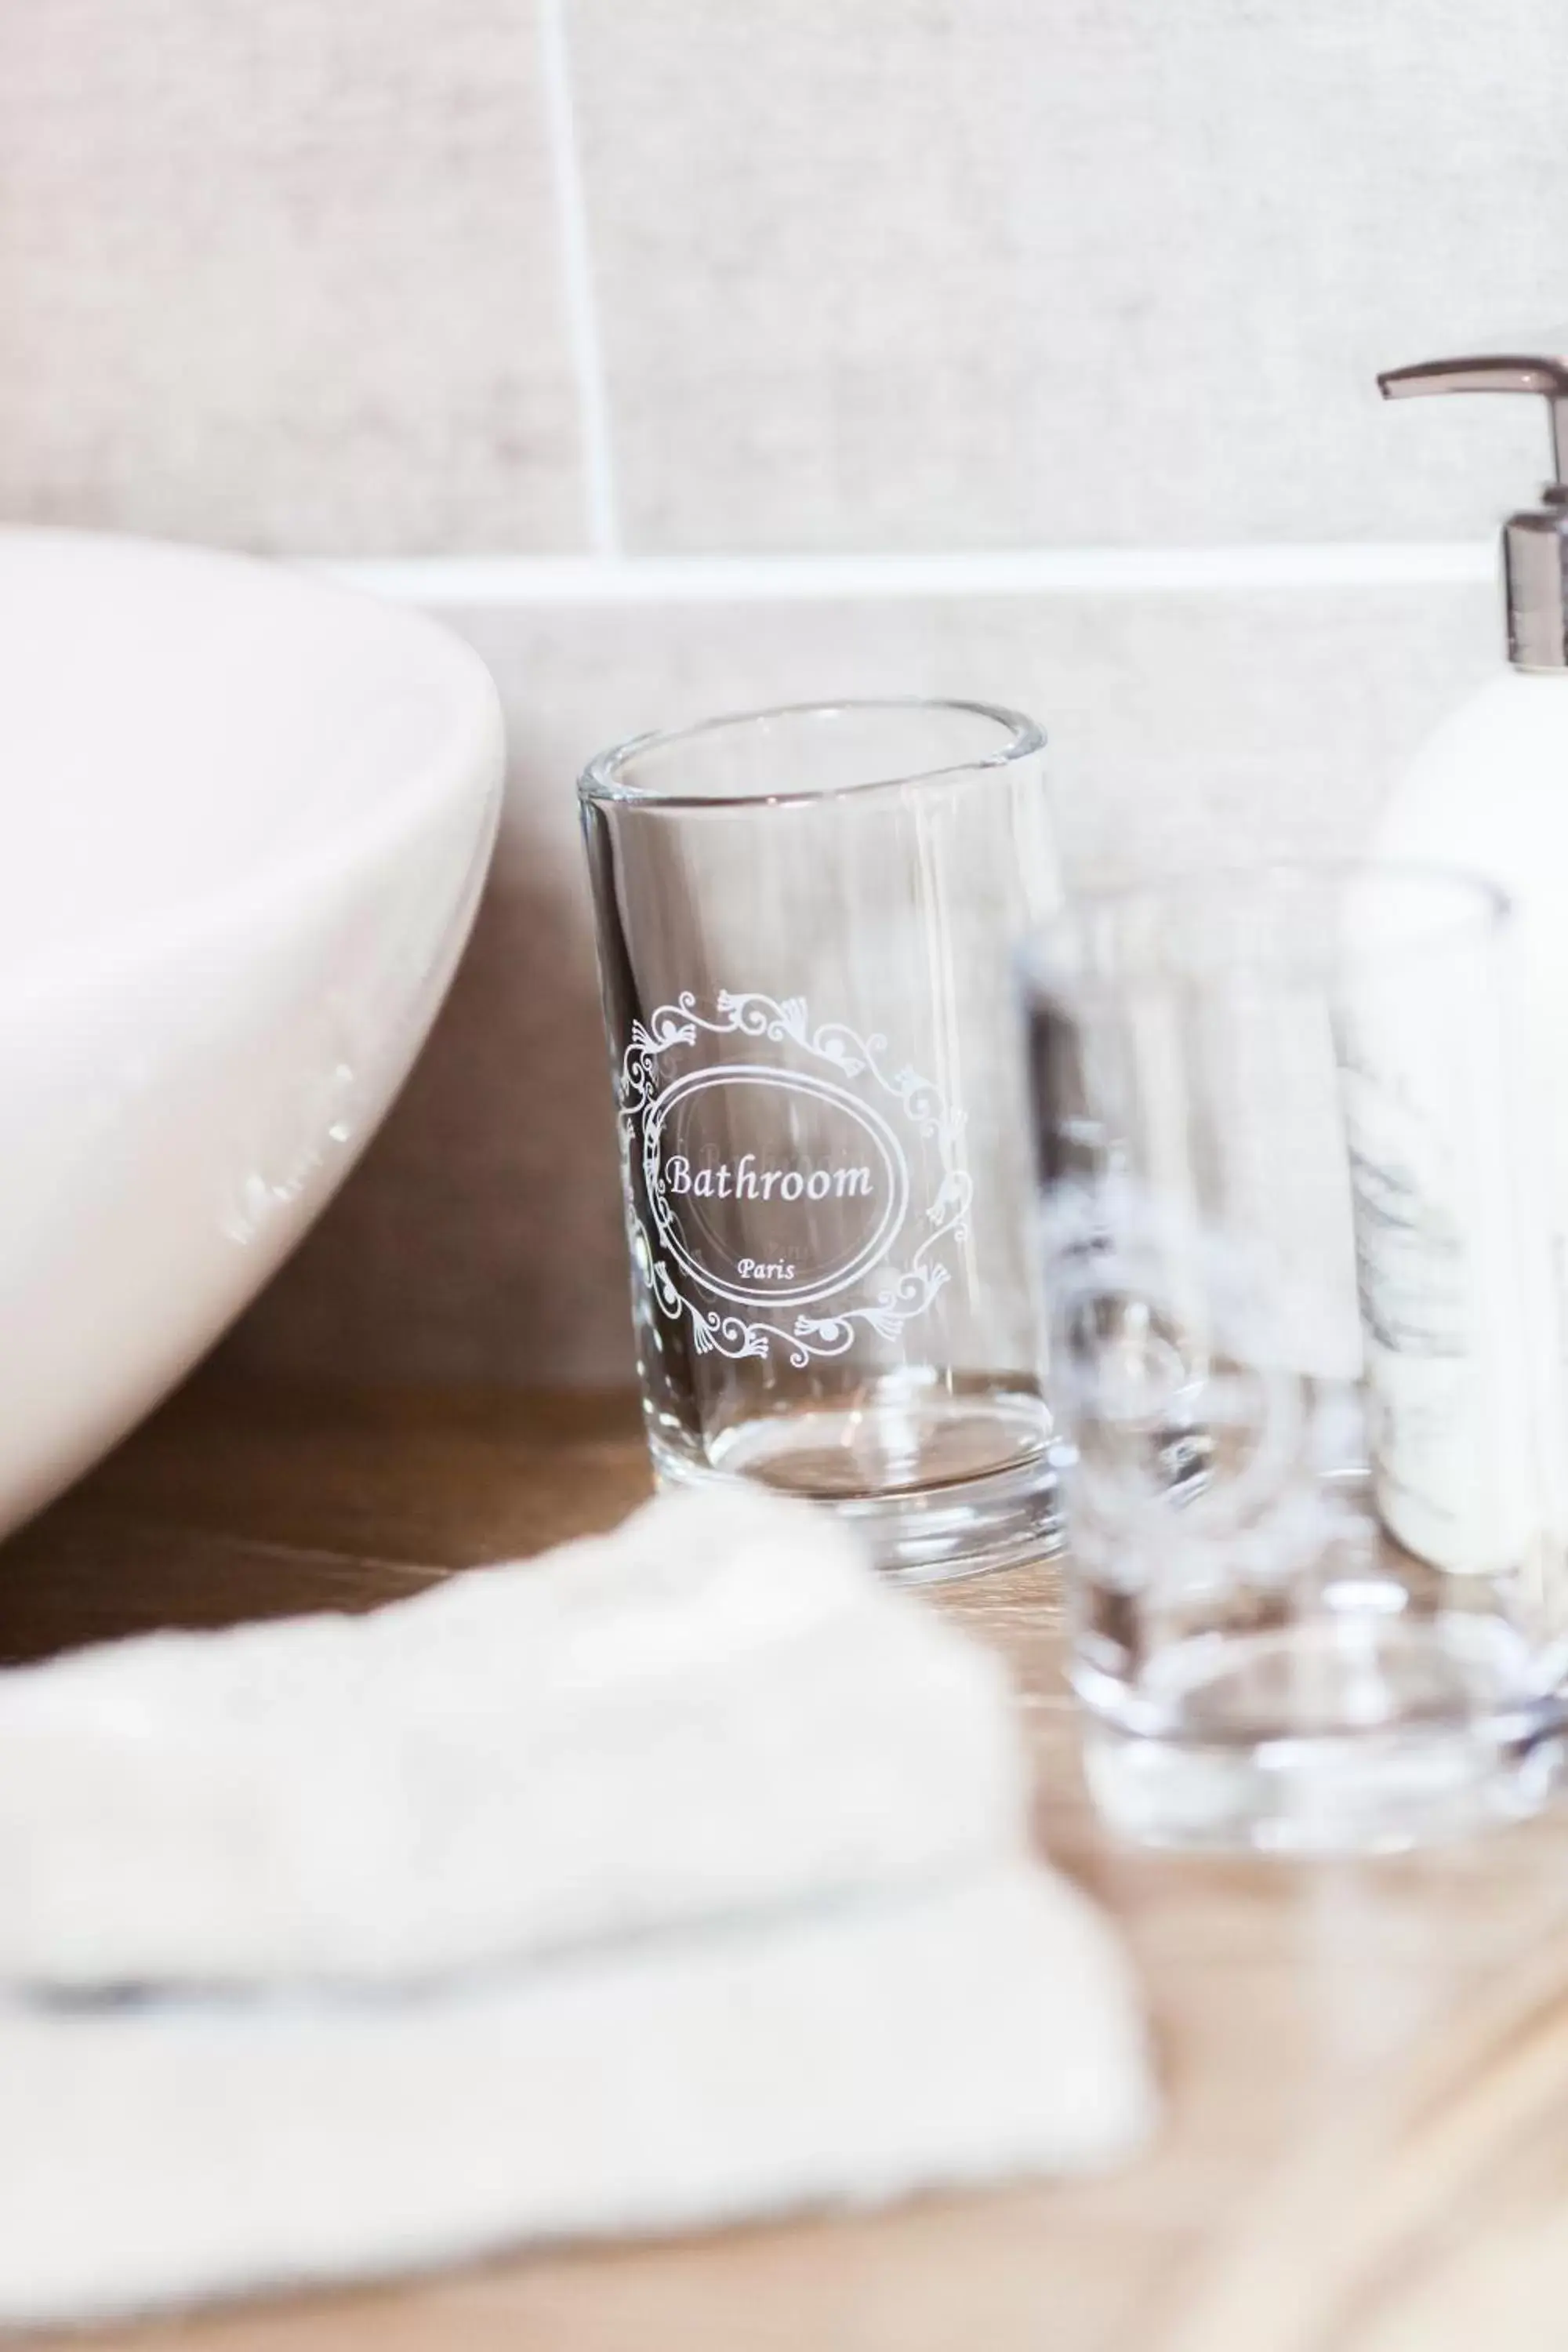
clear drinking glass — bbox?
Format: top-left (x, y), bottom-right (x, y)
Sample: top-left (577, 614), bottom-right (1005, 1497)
top-left (1024, 864), bottom-right (1568, 1852)
top-left (580, 699), bottom-right (1064, 1579)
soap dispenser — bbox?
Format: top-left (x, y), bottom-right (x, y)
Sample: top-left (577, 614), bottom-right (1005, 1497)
top-left (1368, 349), bottom-right (1568, 1577)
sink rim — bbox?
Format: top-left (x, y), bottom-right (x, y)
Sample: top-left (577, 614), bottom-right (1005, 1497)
top-left (0, 527), bottom-right (505, 1009)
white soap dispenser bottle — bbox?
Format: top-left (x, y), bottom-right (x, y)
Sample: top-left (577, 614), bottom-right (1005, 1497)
top-left (1367, 350), bottom-right (1568, 1576)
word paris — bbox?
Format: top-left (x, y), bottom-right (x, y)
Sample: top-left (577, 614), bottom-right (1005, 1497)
top-left (662, 1152), bottom-right (875, 1204)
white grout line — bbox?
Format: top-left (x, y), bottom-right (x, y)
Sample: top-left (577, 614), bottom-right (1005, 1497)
top-left (536, 0), bottom-right (619, 557)
top-left (314, 543), bottom-right (1497, 607)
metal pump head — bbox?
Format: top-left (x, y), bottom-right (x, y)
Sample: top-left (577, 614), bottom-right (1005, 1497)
top-left (1379, 348), bottom-right (1568, 672)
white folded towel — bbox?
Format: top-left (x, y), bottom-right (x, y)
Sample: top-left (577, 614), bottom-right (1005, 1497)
top-left (0, 1486), bottom-right (1156, 2327)
top-left (0, 1489), bottom-right (1025, 1986)
top-left (0, 1867), bottom-right (1152, 2329)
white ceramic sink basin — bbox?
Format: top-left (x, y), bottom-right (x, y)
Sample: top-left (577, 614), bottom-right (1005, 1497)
top-left (0, 531), bottom-right (503, 1537)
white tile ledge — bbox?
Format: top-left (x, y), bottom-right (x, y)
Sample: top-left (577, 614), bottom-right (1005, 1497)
top-left (311, 546), bottom-right (1494, 608)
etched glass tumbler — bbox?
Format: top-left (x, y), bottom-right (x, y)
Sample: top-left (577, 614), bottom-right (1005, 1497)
top-left (1025, 865), bottom-right (1568, 1852)
top-left (580, 699), bottom-right (1062, 1579)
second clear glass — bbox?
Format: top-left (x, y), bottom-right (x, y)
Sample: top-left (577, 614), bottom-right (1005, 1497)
top-left (1025, 864), bottom-right (1568, 1853)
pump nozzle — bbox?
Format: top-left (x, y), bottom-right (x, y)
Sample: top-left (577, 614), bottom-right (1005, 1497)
top-left (1380, 351), bottom-right (1568, 492)
top-left (1379, 347), bottom-right (1568, 669)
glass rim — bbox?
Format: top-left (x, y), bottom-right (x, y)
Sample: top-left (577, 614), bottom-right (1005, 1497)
top-left (1019, 858), bottom-right (1513, 999)
top-left (577, 695), bottom-right (1045, 811)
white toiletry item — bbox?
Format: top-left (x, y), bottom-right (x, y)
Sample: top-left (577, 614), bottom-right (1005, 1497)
top-left (1367, 351), bottom-right (1568, 1576)
top-left (0, 1864), bottom-right (1153, 2329)
top-left (0, 1486), bottom-right (1025, 1987)
top-left (0, 1485), bottom-right (1156, 2325)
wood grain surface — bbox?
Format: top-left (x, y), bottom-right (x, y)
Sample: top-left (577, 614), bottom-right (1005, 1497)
top-left (6, 1373), bottom-right (1568, 2352)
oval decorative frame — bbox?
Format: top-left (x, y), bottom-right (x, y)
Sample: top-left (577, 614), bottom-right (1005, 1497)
top-left (643, 1064), bottom-right (911, 1308)
top-left (618, 989), bottom-right (972, 1367)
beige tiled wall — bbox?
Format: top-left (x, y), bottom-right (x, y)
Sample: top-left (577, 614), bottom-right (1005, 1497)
top-left (5, 1), bottom-right (1562, 557)
top-left (0, 2), bottom-right (1534, 1380)
top-left (568, 0), bottom-right (1563, 550)
top-left (0, 0), bottom-right (583, 551)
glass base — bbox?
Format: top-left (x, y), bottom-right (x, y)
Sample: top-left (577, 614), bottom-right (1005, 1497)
top-left (1080, 1620), bottom-right (1566, 1856)
top-left (651, 1389), bottom-right (1064, 1582)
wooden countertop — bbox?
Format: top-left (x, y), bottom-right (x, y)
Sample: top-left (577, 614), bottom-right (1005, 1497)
top-left (9, 1374), bottom-right (1568, 2352)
